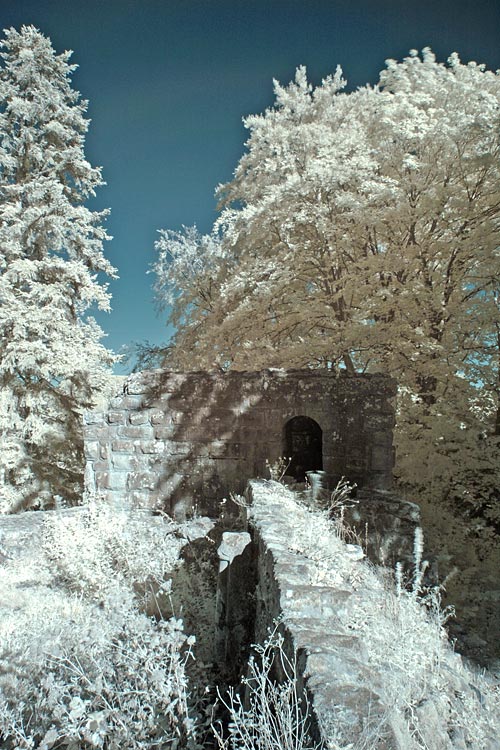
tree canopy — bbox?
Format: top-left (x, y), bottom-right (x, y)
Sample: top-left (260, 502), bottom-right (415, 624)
top-left (154, 50), bottom-right (500, 521)
top-left (0, 26), bottom-right (116, 512)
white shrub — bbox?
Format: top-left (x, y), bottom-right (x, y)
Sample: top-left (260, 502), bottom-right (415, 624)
top-left (0, 501), bottom-right (199, 749)
top-left (213, 630), bottom-right (319, 750)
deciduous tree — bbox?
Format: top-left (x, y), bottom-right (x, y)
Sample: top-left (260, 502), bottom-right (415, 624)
top-left (153, 50), bottom-right (500, 522)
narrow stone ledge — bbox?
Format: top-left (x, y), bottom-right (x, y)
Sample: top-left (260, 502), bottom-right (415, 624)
top-left (247, 479), bottom-right (400, 749)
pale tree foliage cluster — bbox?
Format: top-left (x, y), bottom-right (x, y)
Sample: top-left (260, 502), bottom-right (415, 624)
top-left (153, 50), bottom-right (500, 522)
top-left (0, 26), bottom-right (116, 513)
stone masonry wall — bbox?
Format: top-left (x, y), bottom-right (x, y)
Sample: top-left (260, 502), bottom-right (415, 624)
top-left (84, 369), bottom-right (396, 516)
top-left (246, 480), bottom-right (495, 750)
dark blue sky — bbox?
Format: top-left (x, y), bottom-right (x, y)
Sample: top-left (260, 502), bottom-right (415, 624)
top-left (1, 0), bottom-right (499, 371)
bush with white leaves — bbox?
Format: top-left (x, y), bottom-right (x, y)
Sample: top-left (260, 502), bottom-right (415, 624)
top-left (0, 501), bottom-right (200, 749)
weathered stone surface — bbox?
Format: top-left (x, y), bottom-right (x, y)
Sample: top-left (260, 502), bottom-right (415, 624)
top-left (84, 440), bottom-right (99, 460)
top-left (346, 489), bottom-right (421, 568)
top-left (111, 439), bottom-right (136, 453)
top-left (129, 411), bottom-right (150, 425)
top-left (127, 472), bottom-right (158, 491)
top-left (83, 411), bottom-right (105, 426)
top-left (110, 454), bottom-right (144, 471)
top-left (85, 369), bottom-right (397, 512)
top-left (83, 425), bottom-right (110, 441)
top-left (150, 409), bottom-right (167, 424)
top-left (116, 425), bottom-right (154, 440)
top-left (95, 471), bottom-right (128, 490)
top-left (217, 531), bottom-right (252, 572)
top-left (109, 395), bottom-right (144, 410)
top-left (138, 440), bottom-right (166, 454)
top-left (153, 424), bottom-right (175, 440)
top-left (107, 411), bottom-right (125, 424)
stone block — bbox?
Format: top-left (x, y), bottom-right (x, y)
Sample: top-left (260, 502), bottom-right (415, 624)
top-left (109, 395), bottom-right (144, 410)
top-left (107, 411), bottom-right (125, 424)
top-left (189, 441), bottom-right (211, 457)
top-left (83, 411), bottom-right (105, 426)
top-left (163, 440), bottom-right (192, 456)
top-left (150, 409), bottom-right (167, 424)
top-left (123, 374), bottom-right (151, 395)
top-left (154, 424), bottom-right (176, 440)
top-left (84, 440), bottom-right (99, 460)
top-left (111, 439), bottom-right (136, 453)
top-left (129, 411), bottom-right (150, 425)
top-left (90, 460), bottom-right (110, 473)
top-left (280, 585), bottom-right (352, 620)
top-left (127, 472), bottom-right (158, 491)
top-left (95, 471), bottom-right (128, 490)
top-left (208, 440), bottom-right (228, 458)
top-left (371, 429), bottom-right (393, 447)
top-left (263, 409), bottom-right (283, 428)
top-left (156, 372), bottom-right (191, 392)
top-left (365, 414), bottom-right (395, 431)
top-left (117, 425), bottom-right (154, 440)
top-left (83, 425), bottom-right (110, 441)
top-left (138, 440), bottom-right (166, 454)
top-left (370, 445), bottom-right (391, 471)
top-left (225, 442), bottom-right (241, 458)
top-left (306, 651), bottom-right (371, 687)
top-left (212, 457), bottom-right (240, 479)
top-left (111, 453), bottom-right (145, 471)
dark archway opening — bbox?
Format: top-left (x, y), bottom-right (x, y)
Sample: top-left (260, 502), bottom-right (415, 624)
top-left (284, 416), bottom-right (323, 482)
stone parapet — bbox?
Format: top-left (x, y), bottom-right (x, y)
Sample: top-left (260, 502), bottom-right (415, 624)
top-left (247, 479), bottom-right (395, 747)
top-left (247, 480), bottom-right (494, 750)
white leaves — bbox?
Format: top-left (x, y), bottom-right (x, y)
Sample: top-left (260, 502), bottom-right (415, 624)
top-left (0, 506), bottom-right (200, 747)
top-left (39, 727), bottom-right (59, 750)
top-left (152, 49), bottom-right (500, 506)
top-left (68, 696), bottom-right (87, 720)
top-left (0, 26), bottom-right (116, 509)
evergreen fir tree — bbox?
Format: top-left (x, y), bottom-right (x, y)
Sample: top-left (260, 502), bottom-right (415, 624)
top-left (0, 26), bottom-right (116, 512)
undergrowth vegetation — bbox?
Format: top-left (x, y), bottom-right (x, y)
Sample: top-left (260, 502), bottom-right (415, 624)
top-left (1, 486), bottom-right (499, 749)
top-left (0, 499), bottom-right (201, 750)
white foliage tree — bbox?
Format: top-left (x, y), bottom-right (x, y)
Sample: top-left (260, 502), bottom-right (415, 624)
top-left (0, 26), bottom-right (116, 512)
top-left (154, 50), bottom-right (500, 521)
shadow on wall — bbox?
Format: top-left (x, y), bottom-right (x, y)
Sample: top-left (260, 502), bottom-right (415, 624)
top-left (83, 369), bottom-right (397, 517)
top-left (139, 370), bottom-right (270, 517)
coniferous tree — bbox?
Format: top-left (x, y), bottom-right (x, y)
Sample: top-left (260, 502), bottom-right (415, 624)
top-left (0, 26), bottom-right (116, 512)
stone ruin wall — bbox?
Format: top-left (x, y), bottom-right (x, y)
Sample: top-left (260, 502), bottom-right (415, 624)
top-left (84, 369), bottom-right (396, 516)
top-left (241, 480), bottom-right (487, 750)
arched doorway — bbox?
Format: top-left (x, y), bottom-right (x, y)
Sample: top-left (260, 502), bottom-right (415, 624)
top-left (284, 416), bottom-right (323, 482)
